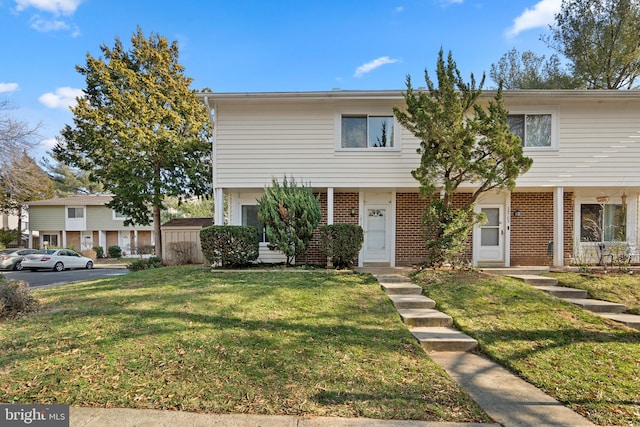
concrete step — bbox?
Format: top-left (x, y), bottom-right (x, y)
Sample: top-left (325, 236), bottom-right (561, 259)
top-left (375, 274), bottom-right (411, 283)
top-left (533, 285), bottom-right (588, 299)
top-left (563, 298), bottom-right (627, 313)
top-left (411, 326), bottom-right (478, 352)
top-left (380, 282), bottom-right (423, 295)
top-left (398, 308), bottom-right (453, 327)
top-left (388, 294), bottom-right (436, 309)
top-left (599, 313), bottom-right (640, 329)
top-left (482, 266), bottom-right (550, 276)
top-left (509, 274), bottom-right (558, 286)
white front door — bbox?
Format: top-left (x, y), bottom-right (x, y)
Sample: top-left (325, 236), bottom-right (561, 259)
top-left (363, 205), bottom-right (390, 263)
top-left (119, 231), bottom-right (131, 255)
top-left (81, 231), bottom-right (93, 251)
top-left (475, 205), bottom-right (505, 265)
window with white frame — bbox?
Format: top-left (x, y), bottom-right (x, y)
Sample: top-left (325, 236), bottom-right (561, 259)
top-left (66, 207), bottom-right (84, 219)
top-left (580, 203), bottom-right (626, 242)
top-left (42, 233), bottom-right (59, 248)
top-left (113, 210), bottom-right (127, 220)
top-left (507, 113), bottom-right (553, 148)
top-left (241, 205), bottom-right (266, 242)
top-left (340, 115), bottom-right (395, 149)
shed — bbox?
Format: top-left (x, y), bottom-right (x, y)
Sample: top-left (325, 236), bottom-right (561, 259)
top-left (161, 217), bottom-right (213, 264)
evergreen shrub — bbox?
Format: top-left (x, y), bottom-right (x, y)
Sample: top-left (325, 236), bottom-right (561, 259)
top-left (200, 225), bottom-right (259, 267)
top-left (319, 224), bottom-right (364, 269)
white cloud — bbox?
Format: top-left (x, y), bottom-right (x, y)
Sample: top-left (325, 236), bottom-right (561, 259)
top-left (506, 0), bottom-right (561, 38)
top-left (354, 56), bottom-right (399, 78)
top-left (0, 82), bottom-right (19, 93)
top-left (438, 0), bottom-right (463, 6)
top-left (39, 138), bottom-right (58, 149)
top-left (30, 15), bottom-right (69, 32)
top-left (14, 0), bottom-right (83, 15)
top-left (39, 87), bottom-right (83, 109)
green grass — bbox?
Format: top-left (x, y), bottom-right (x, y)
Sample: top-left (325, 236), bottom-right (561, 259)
top-left (414, 269), bottom-right (640, 426)
top-left (549, 271), bottom-right (640, 314)
top-left (0, 267), bottom-right (489, 423)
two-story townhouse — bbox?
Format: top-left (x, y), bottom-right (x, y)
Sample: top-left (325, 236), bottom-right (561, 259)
top-left (27, 195), bottom-right (155, 254)
top-left (199, 90), bottom-right (640, 268)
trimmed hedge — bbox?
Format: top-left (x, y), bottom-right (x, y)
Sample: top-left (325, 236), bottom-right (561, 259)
top-left (107, 245), bottom-right (122, 258)
top-left (200, 225), bottom-right (259, 267)
top-left (127, 256), bottom-right (162, 272)
top-left (319, 224), bottom-right (364, 269)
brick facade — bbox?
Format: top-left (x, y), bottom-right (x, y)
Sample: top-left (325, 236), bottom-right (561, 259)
top-left (299, 190), bottom-right (573, 267)
top-left (509, 192), bottom-right (573, 266)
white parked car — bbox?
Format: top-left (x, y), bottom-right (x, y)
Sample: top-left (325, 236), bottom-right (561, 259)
top-left (22, 249), bottom-right (94, 272)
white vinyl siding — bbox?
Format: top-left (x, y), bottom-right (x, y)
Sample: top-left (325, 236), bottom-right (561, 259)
top-left (212, 93), bottom-right (640, 191)
top-left (514, 101), bottom-right (640, 188)
top-left (214, 102), bottom-right (418, 189)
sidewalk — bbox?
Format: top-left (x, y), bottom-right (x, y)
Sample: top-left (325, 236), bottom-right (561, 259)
top-left (70, 407), bottom-right (494, 427)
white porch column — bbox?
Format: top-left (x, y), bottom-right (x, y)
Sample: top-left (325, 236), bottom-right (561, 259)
top-left (62, 230), bottom-right (67, 249)
top-left (554, 187), bottom-right (565, 267)
top-left (133, 230), bottom-right (139, 254)
top-left (28, 231), bottom-right (33, 249)
top-left (214, 188), bottom-right (225, 225)
top-left (327, 187), bottom-right (334, 225)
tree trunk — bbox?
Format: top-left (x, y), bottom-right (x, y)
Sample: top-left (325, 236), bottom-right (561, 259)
top-left (154, 204), bottom-right (162, 260)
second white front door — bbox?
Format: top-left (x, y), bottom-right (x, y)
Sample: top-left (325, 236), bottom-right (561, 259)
top-left (475, 205), bottom-right (505, 265)
top-left (363, 205), bottom-right (390, 263)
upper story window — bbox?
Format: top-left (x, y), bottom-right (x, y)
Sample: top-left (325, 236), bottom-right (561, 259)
top-left (67, 207), bottom-right (84, 219)
top-left (507, 113), bottom-right (554, 149)
top-left (113, 210), bottom-right (126, 220)
top-left (335, 109), bottom-right (401, 152)
top-left (341, 115), bottom-right (394, 148)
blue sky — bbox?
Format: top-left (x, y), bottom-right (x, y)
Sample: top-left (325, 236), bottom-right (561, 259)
top-left (1, 0), bottom-right (561, 160)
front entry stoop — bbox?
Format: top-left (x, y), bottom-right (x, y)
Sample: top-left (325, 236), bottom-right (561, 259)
top-left (373, 272), bottom-right (478, 352)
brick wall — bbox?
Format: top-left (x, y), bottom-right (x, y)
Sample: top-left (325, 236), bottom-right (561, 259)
top-left (396, 193), bottom-right (428, 265)
top-left (510, 192), bottom-right (554, 265)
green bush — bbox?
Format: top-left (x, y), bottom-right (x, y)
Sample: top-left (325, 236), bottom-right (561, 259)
top-left (93, 246), bottom-right (104, 258)
top-left (127, 256), bottom-right (162, 272)
top-left (200, 225), bottom-right (259, 267)
top-left (319, 224), bottom-right (364, 269)
top-left (107, 245), bottom-right (122, 258)
top-left (0, 276), bottom-right (38, 318)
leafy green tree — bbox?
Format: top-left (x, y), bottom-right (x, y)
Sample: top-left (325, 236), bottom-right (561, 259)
top-left (161, 196), bottom-right (214, 223)
top-left (393, 49), bottom-right (532, 266)
top-left (257, 176), bottom-right (321, 266)
top-left (490, 48), bottom-right (581, 89)
top-left (41, 155), bottom-right (103, 197)
top-left (545, 0), bottom-right (640, 89)
top-left (0, 151), bottom-right (55, 231)
top-left (54, 28), bottom-right (213, 259)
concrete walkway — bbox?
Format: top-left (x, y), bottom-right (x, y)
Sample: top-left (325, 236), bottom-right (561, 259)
top-left (360, 267), bottom-right (595, 427)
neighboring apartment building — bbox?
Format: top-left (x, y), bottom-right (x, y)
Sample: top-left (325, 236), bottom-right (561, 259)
top-left (27, 195), bottom-right (154, 254)
top-left (199, 89), bottom-right (640, 268)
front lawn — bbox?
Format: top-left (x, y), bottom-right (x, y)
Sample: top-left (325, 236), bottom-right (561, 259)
top-left (414, 269), bottom-right (640, 426)
top-left (0, 267), bottom-right (489, 423)
top-left (549, 271), bottom-right (640, 314)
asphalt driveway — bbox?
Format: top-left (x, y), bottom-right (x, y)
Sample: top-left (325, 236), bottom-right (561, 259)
top-left (1, 267), bottom-right (129, 288)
